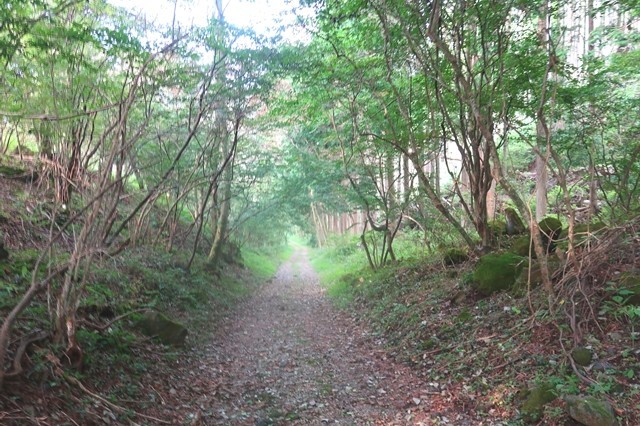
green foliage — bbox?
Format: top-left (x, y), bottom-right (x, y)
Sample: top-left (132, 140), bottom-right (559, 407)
top-left (600, 279), bottom-right (640, 330)
top-left (461, 272), bottom-right (476, 287)
top-left (503, 134), bottom-right (537, 172)
top-left (392, 230), bottom-right (432, 260)
top-left (602, 297), bottom-right (640, 325)
top-left (309, 235), bottom-right (369, 307)
top-left (0, 0), bottom-right (639, 420)
top-left (548, 374), bottom-right (581, 396)
top-left (0, 248), bottom-right (44, 308)
top-left (87, 247), bottom-right (265, 338)
top-left (78, 328), bottom-right (135, 365)
top-left (322, 234), bottom-right (362, 259)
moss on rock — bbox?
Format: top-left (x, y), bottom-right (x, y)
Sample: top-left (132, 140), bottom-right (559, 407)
top-left (137, 310), bottom-right (188, 346)
top-left (564, 395), bottom-right (618, 426)
top-left (511, 235), bottom-right (532, 257)
top-left (505, 208), bottom-right (526, 235)
top-left (443, 248), bottom-right (469, 266)
top-left (488, 219), bottom-right (507, 235)
top-left (538, 217), bottom-right (563, 252)
top-left (521, 382), bottom-right (556, 422)
top-left (473, 253), bottom-right (527, 296)
top-left (0, 165), bottom-right (26, 177)
top-left (513, 257), bottom-right (562, 294)
top-left (558, 222), bottom-right (607, 250)
top-left (510, 217), bottom-right (563, 257)
top-left (571, 347), bottom-right (593, 366)
top-left (488, 219), bottom-right (507, 245)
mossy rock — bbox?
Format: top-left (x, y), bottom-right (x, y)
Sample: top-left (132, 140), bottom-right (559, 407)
top-left (488, 219), bottom-right (507, 236)
top-left (571, 346), bottom-right (593, 366)
top-left (136, 310), bottom-right (188, 346)
top-left (538, 217), bottom-right (562, 251)
top-left (443, 247), bottom-right (468, 265)
top-left (505, 208), bottom-right (526, 235)
top-left (473, 253), bottom-right (527, 296)
top-left (616, 272), bottom-right (640, 305)
top-left (558, 222), bottom-right (607, 249)
top-left (488, 219), bottom-right (507, 245)
top-left (511, 235), bottom-right (532, 257)
top-left (513, 258), bottom-right (560, 295)
top-left (510, 217), bottom-right (563, 257)
top-left (564, 395), bottom-right (618, 426)
top-left (520, 382), bottom-right (556, 422)
top-left (538, 217), bottom-right (562, 236)
top-left (0, 164), bottom-right (37, 183)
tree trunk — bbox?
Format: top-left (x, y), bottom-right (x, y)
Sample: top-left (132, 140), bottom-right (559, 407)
top-left (535, 11), bottom-right (549, 222)
top-left (206, 0), bottom-right (232, 268)
top-left (586, 0), bottom-right (598, 220)
top-left (409, 151), bottom-right (476, 249)
top-left (207, 116), bottom-right (240, 267)
top-left (425, 0), bottom-right (554, 295)
top-left (535, 134), bottom-right (548, 222)
top-left (208, 175), bottom-right (231, 266)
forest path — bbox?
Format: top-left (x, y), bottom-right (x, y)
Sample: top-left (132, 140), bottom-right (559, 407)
top-left (145, 248), bottom-right (463, 425)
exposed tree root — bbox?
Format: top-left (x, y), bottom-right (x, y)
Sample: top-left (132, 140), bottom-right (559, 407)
top-left (39, 352), bottom-right (172, 425)
top-left (3, 330), bottom-right (50, 379)
top-left (80, 308), bottom-right (150, 332)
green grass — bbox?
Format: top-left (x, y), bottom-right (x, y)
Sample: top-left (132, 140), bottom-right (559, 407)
top-left (307, 231), bottom-right (437, 308)
top-left (309, 235), bottom-right (369, 307)
top-left (242, 249), bottom-right (279, 279)
top-left (242, 240), bottom-right (295, 279)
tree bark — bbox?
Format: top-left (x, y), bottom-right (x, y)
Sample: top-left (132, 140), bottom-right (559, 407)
top-left (535, 8), bottom-right (550, 222)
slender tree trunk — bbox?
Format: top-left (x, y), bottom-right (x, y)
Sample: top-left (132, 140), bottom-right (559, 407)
top-left (535, 126), bottom-right (548, 222)
top-left (402, 154), bottom-right (410, 196)
top-left (207, 116), bottom-right (240, 266)
top-left (206, 0), bottom-right (234, 268)
top-left (586, 0), bottom-right (598, 220)
top-left (208, 165), bottom-right (232, 265)
top-left (409, 152), bottom-right (476, 249)
top-left (535, 8), bottom-right (550, 222)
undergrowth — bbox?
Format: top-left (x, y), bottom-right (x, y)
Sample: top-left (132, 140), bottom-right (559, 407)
top-left (1, 240), bottom-right (291, 424)
top-left (309, 233), bottom-right (640, 425)
top-left (309, 234), bottom-right (368, 307)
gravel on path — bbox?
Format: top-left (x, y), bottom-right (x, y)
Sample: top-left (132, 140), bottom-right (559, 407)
top-left (143, 248), bottom-right (473, 425)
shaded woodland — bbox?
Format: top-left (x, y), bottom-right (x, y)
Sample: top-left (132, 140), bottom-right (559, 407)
top-left (0, 0), bottom-right (639, 424)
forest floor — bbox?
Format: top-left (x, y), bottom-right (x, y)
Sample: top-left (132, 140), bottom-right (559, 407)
top-left (135, 248), bottom-right (476, 425)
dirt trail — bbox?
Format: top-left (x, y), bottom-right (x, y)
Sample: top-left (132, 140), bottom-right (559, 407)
top-left (148, 249), bottom-right (464, 425)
